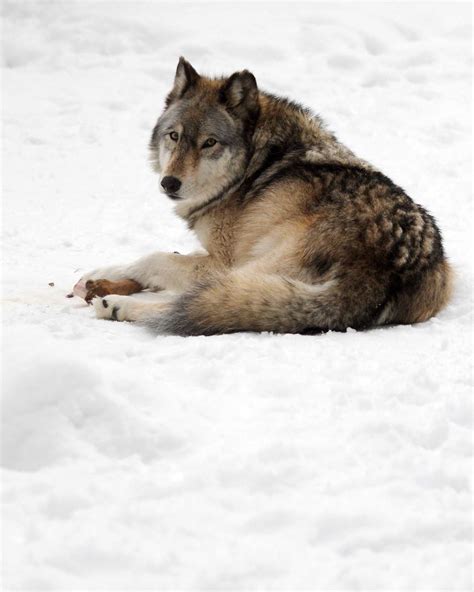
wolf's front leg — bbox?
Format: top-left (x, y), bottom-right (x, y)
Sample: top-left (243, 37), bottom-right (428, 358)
top-left (126, 252), bottom-right (214, 292)
top-left (93, 294), bottom-right (173, 322)
top-left (74, 266), bottom-right (144, 303)
top-left (75, 252), bottom-right (216, 302)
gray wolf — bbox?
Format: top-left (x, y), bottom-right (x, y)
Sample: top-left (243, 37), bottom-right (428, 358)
top-left (75, 57), bottom-right (452, 335)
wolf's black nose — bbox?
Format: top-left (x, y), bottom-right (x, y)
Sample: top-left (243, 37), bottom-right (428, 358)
top-left (161, 176), bottom-right (182, 194)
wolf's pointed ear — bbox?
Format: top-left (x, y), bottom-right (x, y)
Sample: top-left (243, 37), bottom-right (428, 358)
top-left (166, 57), bottom-right (200, 106)
top-left (220, 70), bottom-right (259, 123)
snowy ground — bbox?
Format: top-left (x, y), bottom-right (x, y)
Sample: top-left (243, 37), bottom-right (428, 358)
top-left (1, 2), bottom-right (472, 590)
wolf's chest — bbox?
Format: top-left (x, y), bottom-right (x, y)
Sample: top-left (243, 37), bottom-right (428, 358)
top-left (193, 215), bottom-right (235, 265)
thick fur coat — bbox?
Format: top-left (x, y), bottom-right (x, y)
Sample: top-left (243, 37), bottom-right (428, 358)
top-left (75, 58), bottom-right (452, 335)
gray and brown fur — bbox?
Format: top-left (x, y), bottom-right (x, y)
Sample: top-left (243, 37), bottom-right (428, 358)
top-left (85, 57), bottom-right (452, 335)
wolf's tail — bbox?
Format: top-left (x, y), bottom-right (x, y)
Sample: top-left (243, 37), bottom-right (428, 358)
top-left (143, 269), bottom-right (384, 336)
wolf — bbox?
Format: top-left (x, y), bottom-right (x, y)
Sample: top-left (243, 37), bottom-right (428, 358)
top-left (75, 57), bottom-right (452, 335)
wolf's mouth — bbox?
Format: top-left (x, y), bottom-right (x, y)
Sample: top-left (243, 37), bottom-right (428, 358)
top-left (166, 193), bottom-right (182, 200)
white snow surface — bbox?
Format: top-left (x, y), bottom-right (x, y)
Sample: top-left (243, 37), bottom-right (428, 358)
top-left (1, 2), bottom-right (472, 590)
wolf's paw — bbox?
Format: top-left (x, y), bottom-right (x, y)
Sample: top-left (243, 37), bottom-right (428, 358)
top-left (93, 295), bottom-right (138, 322)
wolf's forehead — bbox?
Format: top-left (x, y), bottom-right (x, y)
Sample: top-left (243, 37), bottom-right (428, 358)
top-left (160, 101), bottom-right (236, 137)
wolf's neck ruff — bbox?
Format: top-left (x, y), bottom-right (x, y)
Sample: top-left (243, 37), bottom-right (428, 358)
top-left (181, 173), bottom-right (244, 225)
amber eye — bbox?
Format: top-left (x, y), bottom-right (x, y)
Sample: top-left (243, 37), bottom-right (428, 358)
top-left (202, 138), bottom-right (217, 149)
top-left (169, 131), bottom-right (179, 142)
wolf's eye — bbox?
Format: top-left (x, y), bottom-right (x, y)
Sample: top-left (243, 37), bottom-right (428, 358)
top-left (169, 131), bottom-right (179, 142)
top-left (202, 138), bottom-right (217, 149)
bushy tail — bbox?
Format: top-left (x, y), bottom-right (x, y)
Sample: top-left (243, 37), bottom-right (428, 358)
top-left (144, 269), bottom-right (380, 336)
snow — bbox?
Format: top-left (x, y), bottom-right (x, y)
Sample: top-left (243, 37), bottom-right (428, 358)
top-left (1, 2), bottom-right (472, 589)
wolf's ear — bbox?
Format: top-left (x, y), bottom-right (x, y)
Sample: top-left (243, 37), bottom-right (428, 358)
top-left (166, 57), bottom-right (200, 106)
top-left (220, 70), bottom-right (259, 123)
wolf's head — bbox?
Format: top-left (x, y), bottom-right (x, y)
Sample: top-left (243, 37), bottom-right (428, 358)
top-left (149, 58), bottom-right (260, 214)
